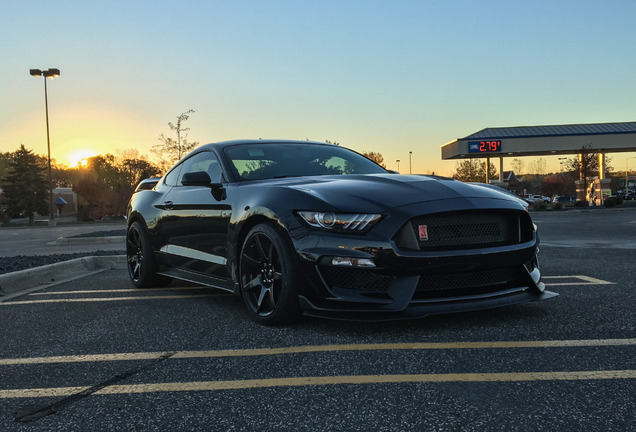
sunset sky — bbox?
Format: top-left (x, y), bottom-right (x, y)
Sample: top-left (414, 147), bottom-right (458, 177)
top-left (1, 0), bottom-right (636, 175)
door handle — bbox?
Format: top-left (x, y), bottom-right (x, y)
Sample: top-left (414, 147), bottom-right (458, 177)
top-left (163, 200), bottom-right (174, 209)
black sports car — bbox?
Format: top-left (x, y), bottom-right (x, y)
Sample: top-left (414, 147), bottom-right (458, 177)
top-left (126, 139), bottom-right (557, 324)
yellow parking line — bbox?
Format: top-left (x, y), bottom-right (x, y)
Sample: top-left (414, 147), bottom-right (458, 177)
top-left (0, 386), bottom-right (91, 399)
top-left (29, 287), bottom-right (214, 295)
top-left (1, 338), bottom-right (635, 365)
top-left (573, 275), bottom-right (615, 285)
top-left (542, 275), bottom-right (614, 285)
top-left (172, 338), bottom-right (636, 359)
top-left (2, 370), bottom-right (636, 398)
top-left (1, 294), bottom-right (222, 305)
top-left (0, 352), bottom-right (167, 365)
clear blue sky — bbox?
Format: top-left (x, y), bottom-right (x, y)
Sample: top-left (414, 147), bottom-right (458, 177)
top-left (1, 0), bottom-right (635, 175)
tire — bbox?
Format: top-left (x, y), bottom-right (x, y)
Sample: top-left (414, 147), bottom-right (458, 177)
top-left (239, 223), bottom-right (301, 325)
top-left (126, 221), bottom-right (171, 288)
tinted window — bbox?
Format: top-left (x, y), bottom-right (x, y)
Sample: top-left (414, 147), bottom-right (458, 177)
top-left (163, 164), bottom-right (182, 186)
top-left (179, 151), bottom-right (223, 185)
top-left (224, 143), bottom-right (387, 181)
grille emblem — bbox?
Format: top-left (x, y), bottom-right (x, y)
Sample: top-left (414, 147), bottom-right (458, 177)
top-left (418, 225), bottom-right (428, 241)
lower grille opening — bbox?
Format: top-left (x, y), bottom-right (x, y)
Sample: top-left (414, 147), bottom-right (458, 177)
top-left (414, 266), bottom-right (521, 300)
top-left (319, 267), bottom-right (395, 293)
top-left (318, 265), bottom-right (529, 302)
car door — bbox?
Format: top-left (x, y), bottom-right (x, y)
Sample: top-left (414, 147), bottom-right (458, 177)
top-left (158, 150), bottom-right (232, 281)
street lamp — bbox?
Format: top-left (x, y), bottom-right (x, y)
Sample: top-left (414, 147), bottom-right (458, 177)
top-left (396, 160), bottom-right (400, 173)
top-left (626, 156), bottom-right (636, 195)
top-left (30, 68), bottom-right (60, 227)
top-left (409, 151), bottom-right (413, 174)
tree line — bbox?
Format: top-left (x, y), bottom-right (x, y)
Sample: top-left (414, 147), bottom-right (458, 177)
top-left (0, 110), bottom-right (199, 223)
top-left (0, 145), bottom-right (162, 222)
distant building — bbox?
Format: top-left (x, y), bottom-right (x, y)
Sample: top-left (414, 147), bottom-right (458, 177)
top-left (52, 187), bottom-right (78, 216)
top-left (489, 170), bottom-right (520, 190)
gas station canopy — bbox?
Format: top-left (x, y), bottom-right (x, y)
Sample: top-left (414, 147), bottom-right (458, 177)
top-left (442, 121), bottom-right (636, 160)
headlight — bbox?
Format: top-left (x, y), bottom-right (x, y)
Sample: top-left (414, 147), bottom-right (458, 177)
top-left (297, 211), bottom-right (381, 232)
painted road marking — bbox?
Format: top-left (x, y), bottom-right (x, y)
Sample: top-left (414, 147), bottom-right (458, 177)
top-left (1, 338), bottom-right (635, 366)
top-left (1, 294), bottom-right (226, 305)
top-left (542, 275), bottom-right (614, 286)
top-left (1, 274), bottom-right (613, 307)
top-left (28, 287), bottom-right (214, 295)
top-left (2, 339), bottom-right (635, 399)
top-left (2, 370), bottom-right (636, 398)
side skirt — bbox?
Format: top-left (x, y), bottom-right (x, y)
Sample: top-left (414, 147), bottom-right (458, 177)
top-left (158, 268), bottom-right (236, 294)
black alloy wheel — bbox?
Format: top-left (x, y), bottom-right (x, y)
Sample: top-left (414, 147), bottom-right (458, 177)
top-left (239, 223), bottom-right (300, 324)
top-left (126, 221), bottom-right (171, 288)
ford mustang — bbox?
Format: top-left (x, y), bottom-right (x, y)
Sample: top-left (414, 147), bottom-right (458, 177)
top-left (126, 139), bottom-right (557, 324)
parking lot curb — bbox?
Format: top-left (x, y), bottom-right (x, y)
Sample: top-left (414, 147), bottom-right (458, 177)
top-left (0, 255), bottom-right (127, 298)
top-left (54, 236), bottom-right (125, 245)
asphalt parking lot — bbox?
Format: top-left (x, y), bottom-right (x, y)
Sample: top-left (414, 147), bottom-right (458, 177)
top-left (0, 220), bottom-right (125, 258)
top-left (0, 209), bottom-right (635, 431)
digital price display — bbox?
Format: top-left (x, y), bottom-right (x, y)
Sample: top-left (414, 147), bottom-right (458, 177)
top-left (468, 140), bottom-right (502, 153)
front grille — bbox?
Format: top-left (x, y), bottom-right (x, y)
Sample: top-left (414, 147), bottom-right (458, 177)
top-left (319, 267), bottom-right (395, 293)
top-left (394, 211), bottom-right (531, 251)
top-left (414, 266), bottom-right (520, 299)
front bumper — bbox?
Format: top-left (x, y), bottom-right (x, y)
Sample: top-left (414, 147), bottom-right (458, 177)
top-left (289, 203), bottom-right (558, 321)
top-left (292, 233), bottom-right (557, 321)
top-left (299, 287), bottom-right (558, 321)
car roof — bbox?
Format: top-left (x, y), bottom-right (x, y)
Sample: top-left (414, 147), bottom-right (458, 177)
top-left (196, 139), bottom-right (333, 152)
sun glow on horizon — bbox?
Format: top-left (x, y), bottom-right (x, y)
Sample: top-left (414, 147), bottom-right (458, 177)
top-left (67, 149), bottom-right (99, 167)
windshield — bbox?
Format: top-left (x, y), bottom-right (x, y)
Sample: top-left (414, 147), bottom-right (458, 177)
top-left (224, 143), bottom-right (388, 181)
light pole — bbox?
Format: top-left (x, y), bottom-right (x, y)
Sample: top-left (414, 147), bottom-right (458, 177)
top-left (409, 151), bottom-right (412, 174)
top-left (396, 160), bottom-right (400, 173)
top-left (30, 68), bottom-right (60, 227)
top-left (626, 156), bottom-right (636, 195)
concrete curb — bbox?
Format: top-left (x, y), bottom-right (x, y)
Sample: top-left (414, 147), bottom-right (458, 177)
top-left (54, 236), bottom-right (125, 245)
top-left (0, 255), bottom-right (127, 296)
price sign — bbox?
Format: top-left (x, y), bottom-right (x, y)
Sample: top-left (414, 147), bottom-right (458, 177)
top-left (468, 140), bottom-right (502, 153)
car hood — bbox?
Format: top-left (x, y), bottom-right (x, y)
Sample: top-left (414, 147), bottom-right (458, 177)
top-left (276, 174), bottom-right (520, 212)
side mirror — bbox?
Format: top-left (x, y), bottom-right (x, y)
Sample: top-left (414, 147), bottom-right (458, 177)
top-left (181, 171), bottom-right (226, 201)
top-left (181, 171), bottom-right (212, 186)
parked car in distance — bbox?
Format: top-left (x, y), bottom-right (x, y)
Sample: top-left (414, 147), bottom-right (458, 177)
top-left (553, 196), bottom-right (576, 206)
top-left (615, 190), bottom-right (636, 200)
top-left (126, 139), bottom-right (556, 324)
top-left (522, 194), bottom-right (551, 204)
top-left (134, 177), bottom-right (161, 193)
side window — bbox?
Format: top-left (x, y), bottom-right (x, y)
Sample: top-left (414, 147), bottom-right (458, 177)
top-left (179, 151), bottom-right (223, 185)
top-left (163, 164), bottom-right (182, 186)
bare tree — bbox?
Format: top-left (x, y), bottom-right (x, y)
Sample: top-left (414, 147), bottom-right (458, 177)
top-left (528, 158), bottom-right (547, 175)
top-left (510, 158), bottom-right (524, 175)
top-left (152, 109), bottom-right (199, 171)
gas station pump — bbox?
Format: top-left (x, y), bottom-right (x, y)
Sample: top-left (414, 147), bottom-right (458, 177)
top-left (586, 178), bottom-right (612, 206)
top-left (576, 152), bottom-right (611, 206)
